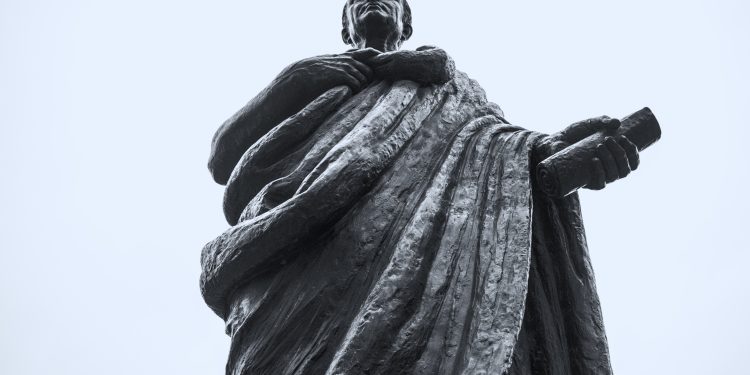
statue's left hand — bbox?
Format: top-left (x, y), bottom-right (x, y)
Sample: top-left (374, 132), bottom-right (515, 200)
top-left (539, 116), bottom-right (641, 190)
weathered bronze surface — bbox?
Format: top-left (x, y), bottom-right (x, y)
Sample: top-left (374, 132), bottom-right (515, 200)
top-left (201, 1), bottom-right (661, 374)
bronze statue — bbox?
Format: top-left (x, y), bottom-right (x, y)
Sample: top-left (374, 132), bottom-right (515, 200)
top-left (201, 1), bottom-right (661, 374)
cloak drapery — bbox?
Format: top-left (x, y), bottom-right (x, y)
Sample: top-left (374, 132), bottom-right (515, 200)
top-left (201, 71), bottom-right (612, 374)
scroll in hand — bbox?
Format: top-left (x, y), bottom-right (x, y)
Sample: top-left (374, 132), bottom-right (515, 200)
top-left (536, 108), bottom-right (662, 198)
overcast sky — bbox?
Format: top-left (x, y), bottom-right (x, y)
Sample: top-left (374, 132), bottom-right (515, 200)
top-left (1, 1), bottom-right (748, 374)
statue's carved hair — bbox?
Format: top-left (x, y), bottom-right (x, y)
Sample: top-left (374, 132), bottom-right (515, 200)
top-left (341, 0), bottom-right (413, 46)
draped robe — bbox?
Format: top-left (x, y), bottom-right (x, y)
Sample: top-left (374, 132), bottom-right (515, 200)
top-left (201, 68), bottom-right (613, 374)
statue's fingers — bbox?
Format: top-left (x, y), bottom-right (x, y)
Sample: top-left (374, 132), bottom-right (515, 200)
top-left (561, 116), bottom-right (620, 144)
top-left (600, 116), bottom-right (622, 131)
top-left (617, 135), bottom-right (640, 171)
top-left (596, 142), bottom-right (619, 183)
top-left (348, 69), bottom-right (368, 88)
top-left (604, 136), bottom-right (631, 178)
top-left (335, 68), bottom-right (363, 92)
top-left (346, 47), bottom-right (381, 62)
top-left (586, 157), bottom-right (607, 190)
top-left (339, 63), bottom-right (367, 86)
top-left (348, 59), bottom-right (374, 80)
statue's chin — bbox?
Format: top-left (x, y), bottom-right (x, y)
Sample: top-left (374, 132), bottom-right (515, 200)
top-left (356, 10), bottom-right (397, 30)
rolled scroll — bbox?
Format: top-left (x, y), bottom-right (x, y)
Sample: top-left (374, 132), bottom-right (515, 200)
top-left (536, 107), bottom-right (662, 198)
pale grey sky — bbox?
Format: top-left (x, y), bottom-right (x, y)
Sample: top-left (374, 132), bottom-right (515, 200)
top-left (1, 1), bottom-right (748, 374)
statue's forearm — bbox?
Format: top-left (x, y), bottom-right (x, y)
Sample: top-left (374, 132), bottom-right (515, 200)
top-left (208, 72), bottom-right (311, 185)
top-left (209, 48), bottom-right (457, 185)
top-left (372, 46), bottom-right (456, 86)
top-left (534, 108), bottom-right (661, 197)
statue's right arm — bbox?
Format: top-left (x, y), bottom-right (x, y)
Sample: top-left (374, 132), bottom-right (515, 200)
top-left (534, 116), bottom-right (641, 194)
top-left (208, 51), bottom-right (378, 184)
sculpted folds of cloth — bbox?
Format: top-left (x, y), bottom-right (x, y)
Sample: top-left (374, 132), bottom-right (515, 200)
top-left (200, 1), bottom-right (654, 374)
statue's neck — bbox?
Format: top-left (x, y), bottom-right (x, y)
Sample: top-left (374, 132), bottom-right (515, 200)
top-left (363, 37), bottom-right (399, 52)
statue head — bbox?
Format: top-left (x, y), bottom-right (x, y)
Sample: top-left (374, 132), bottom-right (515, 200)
top-left (341, 0), bottom-right (413, 52)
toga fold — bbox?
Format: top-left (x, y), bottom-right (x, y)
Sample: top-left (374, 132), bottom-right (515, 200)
top-left (201, 71), bottom-right (612, 374)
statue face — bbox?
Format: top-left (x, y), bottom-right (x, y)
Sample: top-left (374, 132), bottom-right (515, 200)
top-left (344, 0), bottom-right (408, 50)
top-left (347, 0), bottom-right (404, 23)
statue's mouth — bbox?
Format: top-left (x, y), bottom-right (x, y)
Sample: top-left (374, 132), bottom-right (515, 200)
top-left (362, 3), bottom-right (386, 12)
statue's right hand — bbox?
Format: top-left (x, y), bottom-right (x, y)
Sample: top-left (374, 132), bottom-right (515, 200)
top-left (281, 52), bottom-right (376, 96)
top-left (540, 116), bottom-right (640, 191)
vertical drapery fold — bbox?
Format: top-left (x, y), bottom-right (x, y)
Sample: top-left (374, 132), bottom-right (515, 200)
top-left (201, 71), bottom-right (612, 375)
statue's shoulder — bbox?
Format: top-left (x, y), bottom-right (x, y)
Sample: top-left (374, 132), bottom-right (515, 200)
top-left (443, 67), bottom-right (505, 121)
